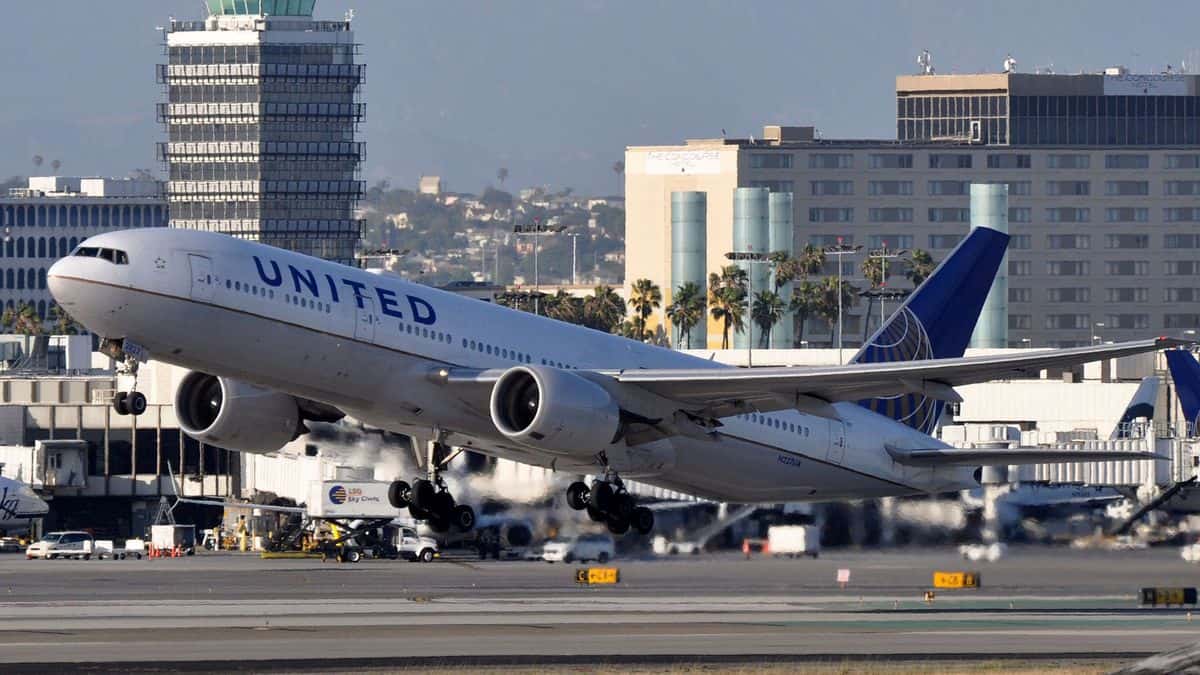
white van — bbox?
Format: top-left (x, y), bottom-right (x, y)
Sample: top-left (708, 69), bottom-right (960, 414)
top-left (542, 533), bottom-right (615, 564)
top-left (26, 531), bottom-right (95, 560)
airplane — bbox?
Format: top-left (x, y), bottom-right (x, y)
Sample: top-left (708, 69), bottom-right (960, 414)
top-left (46, 226), bottom-right (1180, 536)
top-left (1165, 349), bottom-right (1200, 437)
top-left (0, 471), bottom-right (49, 534)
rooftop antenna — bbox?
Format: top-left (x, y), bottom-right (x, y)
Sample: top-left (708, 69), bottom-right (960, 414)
top-left (917, 49), bottom-right (934, 75)
top-left (345, 9), bottom-right (355, 22)
top-left (1003, 54), bottom-right (1017, 73)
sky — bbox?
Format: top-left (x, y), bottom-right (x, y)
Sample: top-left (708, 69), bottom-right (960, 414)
top-left (3, 1), bottom-right (1200, 194)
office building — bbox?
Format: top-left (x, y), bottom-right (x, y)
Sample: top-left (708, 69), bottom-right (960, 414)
top-left (159, 0), bottom-right (365, 264)
top-left (0, 177), bottom-right (166, 318)
top-left (626, 68), bottom-right (1200, 349)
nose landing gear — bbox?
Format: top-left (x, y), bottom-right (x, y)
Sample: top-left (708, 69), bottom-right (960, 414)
top-left (388, 432), bottom-right (476, 534)
top-left (566, 473), bottom-right (654, 536)
top-left (103, 339), bottom-right (147, 417)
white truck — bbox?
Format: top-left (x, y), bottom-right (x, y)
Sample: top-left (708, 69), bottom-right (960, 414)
top-left (396, 527), bottom-right (439, 563)
top-left (767, 525), bottom-right (820, 559)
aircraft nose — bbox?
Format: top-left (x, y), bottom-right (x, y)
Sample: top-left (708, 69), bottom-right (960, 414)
top-left (47, 257), bottom-right (76, 305)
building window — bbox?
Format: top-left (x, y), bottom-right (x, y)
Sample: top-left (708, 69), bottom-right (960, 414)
top-left (867, 234), bottom-right (913, 249)
top-left (1048, 261), bottom-right (1090, 276)
top-left (986, 154), bottom-right (1031, 169)
top-left (1009, 234), bottom-right (1031, 249)
top-left (928, 207), bottom-right (970, 222)
top-left (1165, 181), bottom-right (1200, 196)
top-left (1165, 288), bottom-right (1200, 302)
top-left (1106, 207), bottom-right (1149, 223)
top-left (809, 234), bottom-right (853, 247)
top-left (1104, 260), bottom-right (1149, 276)
top-left (868, 154), bottom-right (913, 169)
top-left (1166, 154), bottom-right (1200, 169)
top-left (1045, 314), bottom-right (1090, 330)
top-left (1003, 181), bottom-right (1032, 196)
top-left (1009, 288), bottom-right (1032, 302)
top-left (808, 208), bottom-right (853, 223)
top-left (867, 208), bottom-right (913, 223)
top-left (1166, 234), bottom-right (1200, 249)
top-left (1047, 154), bottom-right (1090, 169)
top-left (1008, 207), bottom-right (1032, 223)
top-left (1009, 314), bottom-right (1032, 330)
top-left (748, 180), bottom-right (794, 193)
top-left (1105, 154), bottom-right (1150, 169)
top-left (929, 154), bottom-right (972, 169)
top-left (1106, 314), bottom-right (1149, 329)
top-left (1166, 261), bottom-right (1200, 276)
top-left (810, 180), bottom-right (854, 196)
top-left (1046, 180), bottom-right (1090, 196)
top-left (1046, 207), bottom-right (1090, 223)
top-left (1047, 234), bottom-right (1090, 250)
top-left (928, 180), bottom-right (969, 196)
top-left (750, 154), bottom-right (794, 169)
top-left (1009, 260), bottom-right (1032, 276)
top-left (1166, 207), bottom-right (1200, 222)
top-left (1106, 234), bottom-right (1149, 249)
top-left (868, 180), bottom-right (912, 196)
top-left (1105, 181), bottom-right (1149, 196)
top-left (1165, 314), bottom-right (1200, 329)
top-left (1109, 288), bottom-right (1149, 303)
top-left (806, 154), bottom-right (851, 169)
top-left (1047, 288), bottom-right (1090, 303)
top-left (928, 234), bottom-right (964, 249)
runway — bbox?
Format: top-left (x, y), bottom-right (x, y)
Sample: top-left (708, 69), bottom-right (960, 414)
top-left (0, 546), bottom-right (1197, 671)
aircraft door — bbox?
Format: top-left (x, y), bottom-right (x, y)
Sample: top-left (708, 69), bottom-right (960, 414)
top-left (188, 255), bottom-right (214, 301)
top-left (355, 297), bottom-right (375, 342)
top-left (827, 420), bottom-right (847, 464)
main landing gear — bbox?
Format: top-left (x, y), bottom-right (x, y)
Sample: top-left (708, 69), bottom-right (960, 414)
top-left (103, 339), bottom-right (147, 417)
top-left (388, 433), bottom-right (475, 534)
top-left (566, 471), bottom-right (654, 536)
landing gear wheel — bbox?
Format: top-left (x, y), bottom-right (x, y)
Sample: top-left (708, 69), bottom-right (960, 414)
top-left (606, 514), bottom-right (630, 535)
top-left (345, 549), bottom-right (362, 563)
top-left (451, 504), bottom-right (476, 532)
top-left (408, 504), bottom-right (430, 521)
top-left (388, 480), bottom-right (411, 509)
top-left (113, 392), bottom-right (129, 416)
top-left (612, 492), bottom-right (636, 520)
top-left (586, 503), bottom-right (607, 523)
top-left (432, 491), bottom-right (456, 520)
top-left (126, 392), bottom-right (147, 416)
top-left (566, 481), bottom-right (590, 511)
top-left (631, 507), bottom-right (655, 535)
top-left (428, 517), bottom-right (450, 533)
top-left (591, 481), bottom-right (615, 511)
top-left (411, 479), bottom-right (436, 511)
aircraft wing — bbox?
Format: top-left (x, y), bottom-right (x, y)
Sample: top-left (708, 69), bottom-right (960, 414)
top-left (613, 338), bottom-right (1185, 416)
top-left (885, 445), bottom-right (1165, 467)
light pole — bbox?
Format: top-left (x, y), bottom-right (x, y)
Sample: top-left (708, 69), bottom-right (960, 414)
top-left (867, 244), bottom-right (909, 330)
top-left (1093, 322), bottom-right (1105, 345)
top-left (1020, 337), bottom-right (1032, 349)
top-left (567, 233), bottom-right (581, 285)
top-left (823, 239), bottom-right (862, 365)
top-left (513, 221), bottom-right (565, 314)
top-left (725, 250), bottom-right (770, 367)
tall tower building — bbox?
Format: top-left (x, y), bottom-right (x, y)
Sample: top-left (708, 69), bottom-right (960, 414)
top-left (158, 0), bottom-right (365, 265)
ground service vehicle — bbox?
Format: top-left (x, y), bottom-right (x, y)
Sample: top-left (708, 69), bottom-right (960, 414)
top-left (26, 531), bottom-right (94, 560)
top-left (542, 533), bottom-right (614, 563)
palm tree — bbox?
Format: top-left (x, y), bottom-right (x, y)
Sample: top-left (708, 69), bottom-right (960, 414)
top-left (612, 160), bottom-right (625, 197)
top-left (3, 302), bottom-right (42, 336)
top-left (860, 255), bottom-right (885, 341)
top-left (496, 167), bottom-right (509, 186)
top-left (542, 290), bottom-right (583, 325)
top-left (47, 304), bottom-right (79, 335)
top-left (584, 285), bottom-right (626, 333)
top-left (796, 243), bottom-right (827, 279)
top-left (789, 280), bottom-right (821, 347)
top-left (777, 244), bottom-right (826, 346)
top-left (665, 282), bottom-right (706, 349)
top-left (629, 278), bottom-right (662, 341)
top-left (814, 277), bottom-right (858, 339)
top-left (905, 249), bottom-right (937, 288)
top-left (708, 265), bottom-right (747, 349)
top-left (751, 290), bottom-right (785, 348)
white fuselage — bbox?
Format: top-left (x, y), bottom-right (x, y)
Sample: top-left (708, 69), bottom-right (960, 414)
top-left (49, 230), bottom-right (975, 503)
top-left (0, 477), bottom-right (49, 532)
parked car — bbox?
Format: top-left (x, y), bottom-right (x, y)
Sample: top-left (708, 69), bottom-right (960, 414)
top-left (542, 534), bottom-right (614, 564)
top-left (26, 531), bottom-right (94, 560)
top-left (0, 537), bottom-right (23, 553)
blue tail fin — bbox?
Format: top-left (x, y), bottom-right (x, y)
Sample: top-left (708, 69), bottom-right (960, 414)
top-left (851, 226), bottom-right (1009, 433)
top-left (1166, 350), bottom-right (1200, 436)
top-left (1110, 376), bottom-right (1160, 439)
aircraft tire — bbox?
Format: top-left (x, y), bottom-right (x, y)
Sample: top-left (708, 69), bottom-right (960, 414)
top-left (606, 514), bottom-right (630, 535)
top-left (428, 516), bottom-right (450, 533)
top-left (566, 481), bottom-right (590, 511)
top-left (591, 482), bottom-right (615, 511)
top-left (411, 479), bottom-right (436, 510)
top-left (112, 392), bottom-right (129, 416)
top-left (127, 392), bottom-right (148, 416)
top-left (586, 503), bottom-right (607, 523)
top-left (388, 480), bottom-right (411, 508)
top-left (452, 504), bottom-right (476, 532)
top-left (432, 491), bottom-right (456, 519)
top-left (408, 504), bottom-right (430, 521)
top-left (632, 507), bottom-right (655, 535)
top-left (612, 492), bottom-right (636, 520)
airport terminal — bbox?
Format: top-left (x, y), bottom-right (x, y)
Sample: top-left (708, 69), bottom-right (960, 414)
top-left (4, 1), bottom-right (1200, 672)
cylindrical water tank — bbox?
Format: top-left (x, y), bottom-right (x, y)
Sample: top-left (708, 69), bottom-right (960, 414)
top-left (968, 183), bottom-right (1009, 348)
top-left (768, 192), bottom-right (795, 349)
top-left (671, 191), bottom-right (708, 349)
top-left (732, 188), bottom-right (770, 350)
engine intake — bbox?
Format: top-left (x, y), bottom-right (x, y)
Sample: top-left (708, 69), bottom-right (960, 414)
top-left (489, 366), bottom-right (620, 456)
top-left (175, 371), bottom-right (302, 454)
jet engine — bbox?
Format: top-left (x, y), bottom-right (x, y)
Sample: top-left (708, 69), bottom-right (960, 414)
top-left (175, 371), bottom-right (302, 454)
top-left (489, 366), bottom-right (621, 456)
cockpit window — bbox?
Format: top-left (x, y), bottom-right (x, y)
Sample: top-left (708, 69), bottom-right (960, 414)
top-left (73, 246), bottom-right (129, 265)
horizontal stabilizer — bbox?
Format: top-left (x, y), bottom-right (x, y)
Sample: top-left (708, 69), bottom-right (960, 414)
top-left (885, 445), bottom-right (1165, 467)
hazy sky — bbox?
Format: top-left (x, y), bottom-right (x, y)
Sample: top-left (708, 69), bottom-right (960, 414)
top-left (4, 1), bottom-right (1200, 194)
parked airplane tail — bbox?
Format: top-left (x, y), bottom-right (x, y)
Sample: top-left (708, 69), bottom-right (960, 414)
top-left (1110, 376), bottom-right (1160, 439)
top-left (850, 226), bottom-right (1009, 434)
top-left (1165, 349), bottom-right (1200, 436)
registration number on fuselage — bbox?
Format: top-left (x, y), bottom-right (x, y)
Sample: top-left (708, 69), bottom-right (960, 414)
top-left (777, 454), bottom-right (803, 468)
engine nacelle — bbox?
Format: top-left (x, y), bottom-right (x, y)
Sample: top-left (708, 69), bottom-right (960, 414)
top-left (489, 366), bottom-right (620, 456)
top-left (175, 371), bottom-right (302, 454)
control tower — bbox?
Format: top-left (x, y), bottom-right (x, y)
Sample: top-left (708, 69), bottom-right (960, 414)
top-left (158, 0), bottom-right (365, 265)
